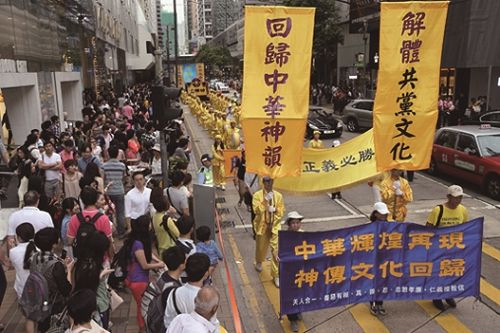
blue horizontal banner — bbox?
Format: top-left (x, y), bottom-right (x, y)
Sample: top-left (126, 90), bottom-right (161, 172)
top-left (278, 218), bottom-right (483, 315)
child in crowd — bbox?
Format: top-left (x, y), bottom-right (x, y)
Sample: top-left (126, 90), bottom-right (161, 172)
top-left (60, 197), bottom-right (81, 258)
top-left (195, 226), bottom-right (223, 284)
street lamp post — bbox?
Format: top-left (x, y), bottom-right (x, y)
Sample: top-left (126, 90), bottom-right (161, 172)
top-left (362, 20), bottom-right (368, 98)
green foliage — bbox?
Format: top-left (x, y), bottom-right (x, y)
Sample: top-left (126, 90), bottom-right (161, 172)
top-left (284, 0), bottom-right (344, 57)
top-left (195, 44), bottom-right (234, 67)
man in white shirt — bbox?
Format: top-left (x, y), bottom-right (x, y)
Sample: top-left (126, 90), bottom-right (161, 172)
top-left (164, 253), bottom-right (211, 328)
top-left (167, 286), bottom-right (220, 333)
top-left (7, 191), bottom-right (54, 249)
top-left (37, 141), bottom-right (62, 200)
top-left (125, 172), bottom-right (152, 229)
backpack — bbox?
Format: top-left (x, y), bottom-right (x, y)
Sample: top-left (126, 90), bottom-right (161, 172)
top-left (142, 274), bottom-right (179, 333)
top-left (72, 212), bottom-right (103, 258)
top-left (176, 239), bottom-right (194, 255)
top-left (19, 252), bottom-right (59, 321)
top-left (108, 244), bottom-right (129, 290)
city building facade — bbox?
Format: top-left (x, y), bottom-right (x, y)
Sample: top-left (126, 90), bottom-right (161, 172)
top-left (0, 0), bottom-right (158, 146)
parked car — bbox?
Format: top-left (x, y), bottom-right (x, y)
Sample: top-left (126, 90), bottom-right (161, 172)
top-left (305, 107), bottom-right (343, 139)
top-left (479, 111), bottom-right (500, 127)
top-left (342, 99), bottom-right (374, 132)
top-left (430, 125), bottom-right (500, 200)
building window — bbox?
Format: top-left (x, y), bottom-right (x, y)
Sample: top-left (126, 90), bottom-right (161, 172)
top-left (136, 39), bottom-right (139, 55)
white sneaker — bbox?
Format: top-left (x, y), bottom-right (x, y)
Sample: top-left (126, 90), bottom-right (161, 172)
top-left (274, 277), bottom-right (280, 288)
top-left (255, 263), bottom-right (263, 272)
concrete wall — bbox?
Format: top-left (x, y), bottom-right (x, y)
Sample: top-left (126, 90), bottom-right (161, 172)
top-left (54, 72), bottom-right (84, 124)
top-left (468, 67), bottom-right (500, 110)
top-left (0, 73), bottom-right (41, 145)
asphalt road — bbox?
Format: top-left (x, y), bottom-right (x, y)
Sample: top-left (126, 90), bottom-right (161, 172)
top-left (184, 101), bottom-right (500, 333)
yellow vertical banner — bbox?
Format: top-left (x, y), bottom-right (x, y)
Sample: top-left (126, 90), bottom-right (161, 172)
top-left (196, 63), bottom-right (205, 81)
top-left (373, 1), bottom-right (449, 171)
top-left (241, 6), bottom-right (315, 178)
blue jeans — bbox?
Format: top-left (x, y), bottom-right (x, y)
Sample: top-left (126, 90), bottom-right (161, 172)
top-left (109, 194), bottom-right (126, 235)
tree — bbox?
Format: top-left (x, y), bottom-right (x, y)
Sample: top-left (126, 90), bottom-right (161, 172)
top-left (195, 44), bottom-right (234, 68)
top-left (284, 0), bottom-right (344, 84)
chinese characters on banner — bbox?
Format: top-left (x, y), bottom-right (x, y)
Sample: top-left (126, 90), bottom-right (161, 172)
top-left (279, 218), bottom-right (483, 315)
top-left (373, 1), bottom-right (449, 171)
top-left (274, 129), bottom-right (381, 193)
top-left (240, 6), bottom-right (315, 178)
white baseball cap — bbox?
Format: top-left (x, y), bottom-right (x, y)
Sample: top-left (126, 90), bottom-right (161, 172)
top-left (373, 202), bottom-right (389, 215)
top-left (283, 211), bottom-right (304, 224)
top-left (447, 185), bottom-right (464, 197)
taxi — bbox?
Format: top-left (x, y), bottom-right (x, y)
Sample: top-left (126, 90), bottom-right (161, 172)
top-left (430, 125), bottom-right (500, 200)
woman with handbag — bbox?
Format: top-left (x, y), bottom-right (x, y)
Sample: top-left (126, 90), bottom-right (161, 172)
top-left (122, 216), bottom-right (165, 332)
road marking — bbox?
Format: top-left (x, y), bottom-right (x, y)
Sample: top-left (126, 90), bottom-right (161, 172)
top-left (259, 262), bottom-right (307, 333)
top-left (332, 197), bottom-right (362, 216)
top-left (480, 278), bottom-right (500, 306)
top-left (227, 234), bottom-right (267, 333)
top-left (349, 304), bottom-right (389, 333)
top-left (482, 242), bottom-right (500, 261)
top-left (416, 301), bottom-right (472, 333)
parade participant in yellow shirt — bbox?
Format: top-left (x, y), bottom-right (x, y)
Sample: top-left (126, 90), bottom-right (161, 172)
top-left (426, 184), bottom-right (468, 311)
top-left (225, 120), bottom-right (241, 149)
top-left (211, 135), bottom-right (226, 190)
top-left (380, 169), bottom-right (413, 222)
top-left (253, 177), bottom-right (285, 288)
top-left (308, 131), bottom-right (325, 149)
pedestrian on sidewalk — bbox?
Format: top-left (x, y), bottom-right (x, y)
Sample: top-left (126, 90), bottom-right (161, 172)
top-left (369, 202), bottom-right (390, 316)
top-left (65, 289), bottom-right (110, 333)
top-left (163, 253), bottom-right (212, 329)
top-left (195, 226), bottom-right (223, 285)
top-left (150, 188), bottom-right (179, 256)
top-left (9, 223), bottom-right (37, 333)
top-left (426, 185), bottom-right (469, 311)
top-left (212, 135), bottom-right (226, 190)
top-left (253, 176), bottom-right (285, 288)
top-left (102, 145), bottom-right (127, 238)
top-left (164, 171), bottom-right (190, 219)
top-left (37, 141), bottom-right (62, 201)
top-left (166, 286), bottom-right (220, 333)
top-left (123, 215), bottom-right (166, 332)
top-left (125, 172), bottom-right (152, 235)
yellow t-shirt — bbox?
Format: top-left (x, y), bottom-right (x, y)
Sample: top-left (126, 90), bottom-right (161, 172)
top-left (427, 204), bottom-right (469, 228)
top-left (152, 212), bottom-right (180, 254)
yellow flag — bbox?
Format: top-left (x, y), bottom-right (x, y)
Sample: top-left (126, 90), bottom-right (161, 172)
top-left (274, 130), bottom-right (380, 193)
top-left (373, 1), bottom-right (449, 171)
top-left (241, 6), bottom-right (315, 178)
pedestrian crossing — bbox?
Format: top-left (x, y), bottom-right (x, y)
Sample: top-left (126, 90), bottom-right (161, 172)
top-left (249, 241), bottom-right (500, 332)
